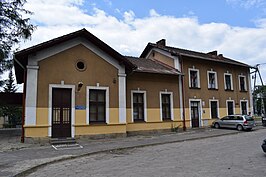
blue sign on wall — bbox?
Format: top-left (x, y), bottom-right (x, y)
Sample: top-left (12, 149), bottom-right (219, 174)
top-left (75, 105), bottom-right (86, 110)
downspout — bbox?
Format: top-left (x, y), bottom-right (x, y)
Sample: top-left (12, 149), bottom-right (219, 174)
top-left (13, 57), bottom-right (26, 143)
top-left (179, 54), bottom-right (186, 131)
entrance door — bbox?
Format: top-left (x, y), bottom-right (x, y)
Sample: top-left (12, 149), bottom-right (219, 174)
top-left (191, 101), bottom-right (200, 128)
top-left (52, 88), bottom-right (71, 138)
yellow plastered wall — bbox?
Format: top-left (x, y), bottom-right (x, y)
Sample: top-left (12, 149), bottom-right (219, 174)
top-left (24, 127), bottom-right (48, 137)
top-left (174, 108), bottom-right (181, 121)
top-left (219, 108), bottom-right (227, 118)
top-left (36, 108), bottom-right (48, 125)
top-left (126, 121), bottom-right (182, 132)
top-left (75, 124), bottom-right (126, 135)
top-left (75, 110), bottom-right (86, 125)
top-left (235, 108), bottom-right (241, 114)
top-left (147, 109), bottom-right (160, 122)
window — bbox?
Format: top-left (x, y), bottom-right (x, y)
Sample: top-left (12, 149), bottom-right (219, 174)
top-left (239, 75), bottom-right (247, 91)
top-left (133, 93), bottom-right (145, 121)
top-left (189, 68), bottom-right (200, 88)
top-left (89, 89), bottom-right (106, 123)
top-left (226, 100), bottom-right (234, 115)
top-left (240, 100), bottom-right (248, 115)
top-left (76, 60), bottom-right (86, 71)
top-left (208, 71), bottom-right (218, 89)
top-left (210, 100), bottom-right (219, 119)
top-left (161, 93), bottom-right (172, 120)
top-left (224, 73), bottom-right (233, 91)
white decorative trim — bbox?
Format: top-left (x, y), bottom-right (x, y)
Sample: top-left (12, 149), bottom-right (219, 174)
top-left (131, 90), bottom-right (147, 122)
top-left (247, 73), bottom-right (253, 115)
top-left (29, 37), bottom-right (125, 74)
top-left (48, 84), bottom-right (75, 138)
top-left (25, 65), bottom-right (39, 126)
top-left (240, 100), bottom-right (249, 115)
top-left (238, 75), bottom-right (247, 91)
top-left (207, 70), bottom-right (218, 89)
top-left (86, 86), bottom-right (110, 124)
top-left (188, 68), bottom-right (200, 88)
top-left (189, 99), bottom-right (202, 127)
top-left (159, 91), bottom-right (174, 121)
top-left (179, 76), bottom-right (183, 120)
top-left (226, 100), bottom-right (235, 115)
top-left (209, 99), bottom-right (220, 119)
top-left (224, 73), bottom-right (233, 90)
top-left (118, 74), bottom-right (127, 123)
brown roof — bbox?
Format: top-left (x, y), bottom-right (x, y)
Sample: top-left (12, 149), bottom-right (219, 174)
top-left (140, 42), bottom-right (252, 68)
top-left (0, 93), bottom-right (23, 105)
top-left (14, 28), bottom-right (136, 83)
top-left (125, 56), bottom-right (181, 75)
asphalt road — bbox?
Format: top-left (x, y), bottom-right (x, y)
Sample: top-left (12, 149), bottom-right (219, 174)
top-left (27, 128), bottom-right (266, 177)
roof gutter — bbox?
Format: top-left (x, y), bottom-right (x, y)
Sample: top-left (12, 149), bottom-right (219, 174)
top-left (14, 57), bottom-right (26, 143)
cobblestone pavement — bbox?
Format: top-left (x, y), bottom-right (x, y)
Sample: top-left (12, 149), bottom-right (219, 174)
top-left (0, 126), bottom-right (264, 177)
top-left (27, 128), bottom-right (266, 177)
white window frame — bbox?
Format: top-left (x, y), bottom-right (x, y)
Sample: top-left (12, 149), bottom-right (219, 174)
top-left (207, 71), bottom-right (218, 89)
top-left (209, 99), bottom-right (219, 119)
top-left (131, 90), bottom-right (147, 122)
top-left (240, 100), bottom-right (249, 115)
top-left (226, 100), bottom-right (235, 115)
top-left (188, 68), bottom-right (200, 88)
top-left (86, 86), bottom-right (110, 124)
top-left (238, 75), bottom-right (247, 91)
top-left (159, 91), bottom-right (174, 121)
top-left (224, 73), bottom-right (233, 90)
top-left (189, 99), bottom-right (202, 127)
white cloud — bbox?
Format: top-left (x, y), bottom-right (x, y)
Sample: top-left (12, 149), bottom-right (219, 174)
top-left (16, 0), bottom-right (266, 84)
top-left (226, 0), bottom-right (265, 8)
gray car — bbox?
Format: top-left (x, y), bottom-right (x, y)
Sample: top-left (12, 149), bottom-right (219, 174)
top-left (212, 115), bottom-right (255, 131)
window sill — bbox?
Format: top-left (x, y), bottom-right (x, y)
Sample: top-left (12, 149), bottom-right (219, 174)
top-left (208, 88), bottom-right (218, 91)
top-left (225, 89), bottom-right (234, 92)
top-left (189, 87), bottom-right (201, 89)
top-left (133, 120), bottom-right (145, 123)
top-left (240, 90), bottom-right (248, 92)
top-left (163, 119), bottom-right (173, 122)
top-left (89, 122), bottom-right (107, 125)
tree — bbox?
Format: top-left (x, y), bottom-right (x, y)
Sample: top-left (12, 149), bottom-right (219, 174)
top-left (0, 0), bottom-right (35, 75)
top-left (3, 70), bottom-right (17, 92)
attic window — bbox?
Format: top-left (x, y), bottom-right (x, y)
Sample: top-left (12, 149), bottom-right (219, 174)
top-left (76, 60), bottom-right (86, 71)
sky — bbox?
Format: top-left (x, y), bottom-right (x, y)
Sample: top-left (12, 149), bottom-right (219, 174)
top-left (2, 0), bottom-right (266, 91)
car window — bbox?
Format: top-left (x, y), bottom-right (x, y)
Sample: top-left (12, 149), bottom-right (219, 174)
top-left (228, 116), bottom-right (234, 120)
top-left (221, 116), bottom-right (229, 120)
top-left (236, 116), bottom-right (243, 120)
top-left (244, 115), bottom-right (254, 121)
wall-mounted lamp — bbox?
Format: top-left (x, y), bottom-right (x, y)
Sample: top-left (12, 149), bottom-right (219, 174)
top-left (77, 82), bottom-right (83, 92)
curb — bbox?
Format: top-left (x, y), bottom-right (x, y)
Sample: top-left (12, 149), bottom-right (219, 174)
top-left (14, 130), bottom-right (242, 177)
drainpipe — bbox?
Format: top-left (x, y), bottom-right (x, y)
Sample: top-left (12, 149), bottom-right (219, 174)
top-left (179, 54), bottom-right (187, 131)
top-left (13, 57), bottom-right (26, 143)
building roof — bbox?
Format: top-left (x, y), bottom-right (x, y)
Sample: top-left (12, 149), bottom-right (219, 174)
top-left (0, 93), bottom-right (22, 105)
top-left (14, 28), bottom-right (136, 83)
top-left (125, 56), bottom-right (181, 75)
top-left (140, 42), bottom-right (252, 68)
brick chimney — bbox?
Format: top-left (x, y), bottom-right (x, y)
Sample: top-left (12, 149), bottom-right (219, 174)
top-left (207, 50), bottom-right (218, 56)
top-left (156, 39), bottom-right (166, 46)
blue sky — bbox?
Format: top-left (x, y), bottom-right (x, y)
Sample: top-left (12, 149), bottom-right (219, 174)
top-left (85, 0), bottom-right (265, 27)
top-left (1, 0), bottom-right (266, 91)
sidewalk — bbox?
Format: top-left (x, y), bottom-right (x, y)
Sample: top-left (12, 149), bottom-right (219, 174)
top-left (0, 126), bottom-right (263, 177)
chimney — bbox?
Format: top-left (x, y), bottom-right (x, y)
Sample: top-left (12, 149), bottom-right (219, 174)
top-left (207, 50), bottom-right (218, 56)
top-left (156, 39), bottom-right (166, 46)
top-left (218, 54), bottom-right (223, 58)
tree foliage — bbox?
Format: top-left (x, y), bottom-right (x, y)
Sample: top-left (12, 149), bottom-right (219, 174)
top-left (3, 69), bottom-right (17, 92)
top-left (0, 0), bottom-right (35, 74)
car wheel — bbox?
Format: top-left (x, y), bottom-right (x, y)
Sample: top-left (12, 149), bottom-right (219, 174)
top-left (214, 123), bottom-right (220, 129)
top-left (237, 125), bottom-right (243, 131)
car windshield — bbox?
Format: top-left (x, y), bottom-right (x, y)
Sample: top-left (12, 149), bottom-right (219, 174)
top-left (244, 115), bottom-right (254, 121)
